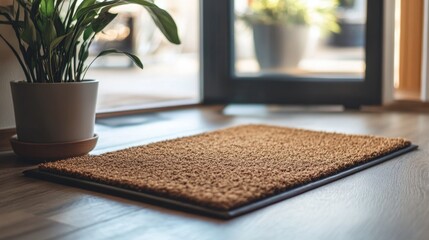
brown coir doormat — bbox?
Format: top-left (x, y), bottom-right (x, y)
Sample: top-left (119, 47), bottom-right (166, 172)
top-left (26, 125), bottom-right (416, 218)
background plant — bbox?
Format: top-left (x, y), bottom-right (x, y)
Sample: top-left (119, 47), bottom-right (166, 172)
top-left (242, 0), bottom-right (340, 33)
top-left (0, 0), bottom-right (180, 83)
top-left (339, 0), bottom-right (356, 8)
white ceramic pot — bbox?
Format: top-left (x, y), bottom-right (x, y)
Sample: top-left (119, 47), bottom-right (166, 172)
top-left (10, 80), bottom-right (98, 143)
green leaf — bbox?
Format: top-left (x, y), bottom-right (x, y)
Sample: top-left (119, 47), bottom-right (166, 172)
top-left (78, 42), bottom-right (89, 62)
top-left (81, 48), bottom-right (89, 63)
top-left (44, 19), bottom-right (57, 45)
top-left (92, 10), bottom-right (117, 33)
top-left (40, 0), bottom-right (55, 17)
top-left (49, 33), bottom-right (69, 51)
top-left (21, 11), bottom-right (38, 45)
top-left (23, 45), bottom-right (38, 80)
top-left (74, 1), bottom-right (119, 21)
top-left (53, 16), bottom-right (65, 35)
top-left (76, 0), bottom-right (97, 13)
top-left (63, 28), bottom-right (75, 50)
top-left (80, 10), bottom-right (97, 26)
top-left (83, 26), bottom-right (94, 41)
top-left (94, 49), bottom-right (143, 69)
top-left (128, 0), bottom-right (181, 44)
top-left (25, 46), bottom-right (35, 70)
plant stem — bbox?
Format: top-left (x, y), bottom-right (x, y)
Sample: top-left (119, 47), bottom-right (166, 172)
top-left (0, 34), bottom-right (31, 82)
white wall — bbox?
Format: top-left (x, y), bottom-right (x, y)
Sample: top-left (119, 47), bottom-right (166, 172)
top-left (0, 25), bottom-right (24, 129)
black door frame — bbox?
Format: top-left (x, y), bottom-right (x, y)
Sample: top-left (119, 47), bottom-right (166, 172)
top-left (202, 0), bottom-right (383, 108)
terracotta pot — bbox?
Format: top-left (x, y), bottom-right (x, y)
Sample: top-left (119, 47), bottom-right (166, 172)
top-left (10, 80), bottom-right (98, 143)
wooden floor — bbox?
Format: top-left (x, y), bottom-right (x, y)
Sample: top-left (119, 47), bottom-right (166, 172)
top-left (1, 105), bottom-right (429, 240)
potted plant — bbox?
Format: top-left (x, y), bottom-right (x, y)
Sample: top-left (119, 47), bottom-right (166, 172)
top-left (242, 0), bottom-right (339, 70)
top-left (0, 0), bottom-right (180, 160)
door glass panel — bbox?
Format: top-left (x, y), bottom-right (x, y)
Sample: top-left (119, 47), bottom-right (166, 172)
top-left (86, 1), bottom-right (200, 112)
top-left (234, 0), bottom-right (367, 79)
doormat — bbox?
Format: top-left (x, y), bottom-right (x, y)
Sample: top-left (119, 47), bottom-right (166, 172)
top-left (24, 125), bottom-right (417, 219)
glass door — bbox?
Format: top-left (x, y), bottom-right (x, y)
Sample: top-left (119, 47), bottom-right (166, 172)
top-left (203, 0), bottom-right (383, 108)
